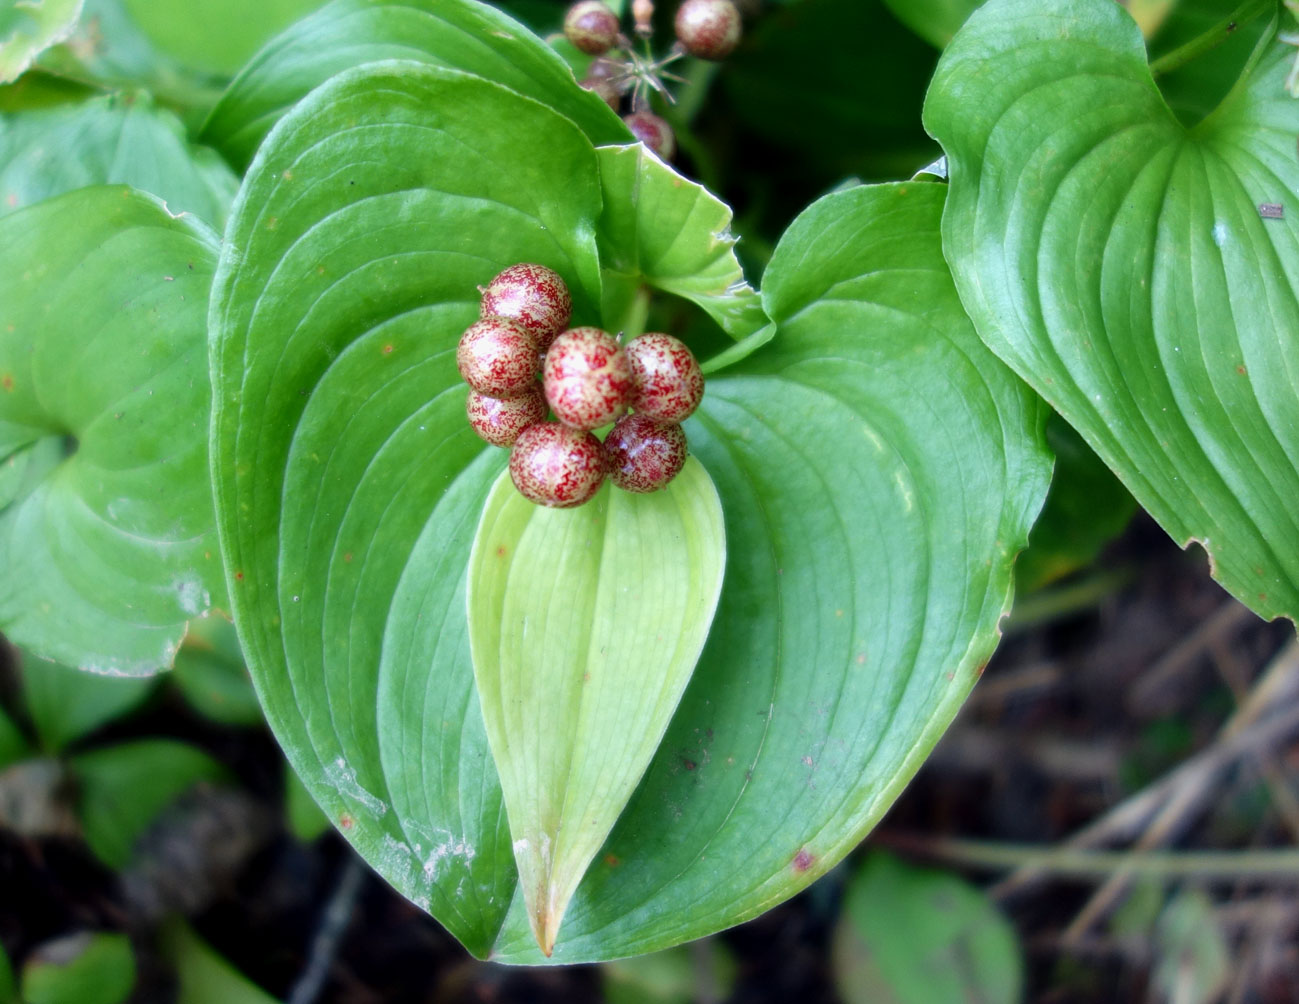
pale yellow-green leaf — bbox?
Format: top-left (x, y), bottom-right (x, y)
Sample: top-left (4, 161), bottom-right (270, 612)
top-left (468, 458), bottom-right (725, 955)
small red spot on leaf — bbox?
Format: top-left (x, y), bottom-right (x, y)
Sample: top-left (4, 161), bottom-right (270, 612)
top-left (234, 571), bottom-right (244, 581)
top-left (382, 344), bottom-right (394, 355)
top-left (5, 194), bottom-right (16, 208)
top-left (343, 552), bottom-right (353, 563)
top-left (792, 848), bottom-right (815, 872)
top-left (496, 546), bottom-right (507, 558)
top-left (604, 854), bottom-right (621, 867)
top-left (0, 374), bottom-right (12, 392)
top-left (976, 662), bottom-right (988, 677)
top-left (1237, 365), bottom-right (1248, 376)
top-left (340, 813), bottom-right (355, 830)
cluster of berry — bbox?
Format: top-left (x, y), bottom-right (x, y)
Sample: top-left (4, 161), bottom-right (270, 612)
top-left (457, 265), bottom-right (705, 509)
top-left (563, 0), bottom-right (744, 160)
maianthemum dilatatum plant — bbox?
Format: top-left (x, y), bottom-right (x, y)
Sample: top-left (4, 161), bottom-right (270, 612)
top-left (1, 0), bottom-right (1296, 963)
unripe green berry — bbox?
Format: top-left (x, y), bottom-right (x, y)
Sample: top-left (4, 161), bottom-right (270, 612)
top-left (623, 111), bottom-right (675, 160)
top-left (456, 317), bottom-right (539, 398)
top-left (467, 386), bottom-right (548, 447)
top-left (674, 0), bottom-right (741, 60)
top-left (543, 327), bottom-right (633, 430)
top-left (564, 0), bottom-right (621, 55)
top-left (509, 422), bottom-right (607, 508)
top-left (479, 263), bottom-right (572, 351)
top-left (604, 414), bottom-right (688, 493)
top-left (624, 332), bottom-right (704, 423)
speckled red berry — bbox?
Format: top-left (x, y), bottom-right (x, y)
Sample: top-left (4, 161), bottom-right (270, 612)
top-left (467, 386), bottom-right (548, 447)
top-left (565, 0), bottom-right (621, 55)
top-left (479, 264), bottom-right (572, 351)
top-left (625, 332), bottom-right (704, 423)
top-left (674, 0), bottom-right (741, 60)
top-left (543, 327), bottom-right (633, 430)
top-left (623, 111), bottom-right (675, 160)
top-left (456, 317), bottom-right (539, 398)
top-left (509, 422), bottom-right (607, 508)
top-left (604, 414), bottom-right (688, 493)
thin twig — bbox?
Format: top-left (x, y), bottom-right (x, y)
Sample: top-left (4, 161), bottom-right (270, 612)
top-left (989, 639), bottom-right (1299, 902)
top-left (875, 834), bottom-right (1299, 882)
top-left (1127, 600), bottom-right (1254, 713)
top-left (286, 855), bottom-right (367, 1004)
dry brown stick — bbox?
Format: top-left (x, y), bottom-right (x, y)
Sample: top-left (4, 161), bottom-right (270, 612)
top-left (991, 638), bottom-right (1299, 903)
top-left (1128, 600), bottom-right (1254, 714)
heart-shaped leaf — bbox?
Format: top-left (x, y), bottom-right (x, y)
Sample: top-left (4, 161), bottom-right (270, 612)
top-left (200, 0), bottom-right (627, 171)
top-left (0, 96), bottom-right (238, 227)
top-left (0, 187), bottom-right (225, 675)
top-left (212, 49), bottom-right (1049, 956)
top-left (490, 180), bottom-right (1051, 962)
top-left (925, 0), bottom-right (1299, 622)
top-left (595, 145), bottom-right (768, 341)
top-left (209, 60), bottom-right (605, 956)
top-left (0, 0), bottom-right (82, 83)
top-left (468, 460), bottom-right (725, 955)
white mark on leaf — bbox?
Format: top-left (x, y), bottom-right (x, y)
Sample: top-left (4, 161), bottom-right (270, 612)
top-left (323, 758), bottom-right (388, 816)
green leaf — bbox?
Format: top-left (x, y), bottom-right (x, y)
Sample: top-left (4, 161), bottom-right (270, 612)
top-left (1153, 889), bottom-right (1230, 1004)
top-left (490, 181), bottom-right (1051, 962)
top-left (0, 699), bottom-right (29, 770)
top-left (0, 942), bottom-right (14, 1004)
top-left (122, 0), bottom-right (328, 77)
top-left (468, 461), bottom-right (725, 955)
top-left (209, 60), bottom-right (605, 956)
top-left (20, 650), bottom-right (157, 752)
top-left (171, 618), bottom-right (263, 727)
top-left (880, 0), bottom-right (981, 48)
top-left (721, 0), bottom-right (940, 183)
top-left (20, 932), bottom-right (134, 1004)
top-left (602, 941), bottom-right (736, 1004)
top-left (832, 851), bottom-right (1023, 1004)
top-left (925, 0), bottom-right (1299, 623)
top-left (596, 144), bottom-right (767, 341)
top-left (284, 759), bottom-right (329, 843)
top-left (0, 187), bottom-right (226, 675)
top-left (0, 96), bottom-right (238, 228)
top-left (1015, 415), bottom-right (1137, 593)
top-left (39, 0), bottom-right (228, 113)
top-left (69, 738), bottom-right (228, 868)
top-left (0, 0), bottom-right (82, 83)
top-left (159, 920), bottom-right (281, 1004)
top-left (200, 0), bottom-right (627, 171)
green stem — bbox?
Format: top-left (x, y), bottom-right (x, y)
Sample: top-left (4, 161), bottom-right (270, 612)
top-left (1002, 568), bottom-right (1135, 635)
top-left (1147, 0), bottom-right (1271, 78)
top-left (673, 59), bottom-right (720, 127)
top-left (878, 833), bottom-right (1299, 882)
top-left (616, 284), bottom-right (652, 341)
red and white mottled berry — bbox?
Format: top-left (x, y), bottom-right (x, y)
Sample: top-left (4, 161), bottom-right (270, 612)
top-left (479, 264), bottom-right (572, 351)
top-left (564, 0), bottom-right (621, 55)
top-left (624, 332), bottom-right (704, 423)
top-left (466, 386), bottom-right (548, 448)
top-left (674, 0), bottom-right (742, 60)
top-left (622, 111), bottom-right (676, 160)
top-left (604, 414), bottom-right (688, 493)
top-left (543, 327), bottom-right (633, 430)
top-left (456, 317), bottom-right (539, 399)
top-left (509, 422), bottom-right (607, 508)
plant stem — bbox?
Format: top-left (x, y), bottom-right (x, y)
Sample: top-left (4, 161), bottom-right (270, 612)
top-left (1002, 567), bottom-right (1134, 634)
top-left (1147, 0), bottom-right (1271, 78)
top-left (877, 833), bottom-right (1299, 882)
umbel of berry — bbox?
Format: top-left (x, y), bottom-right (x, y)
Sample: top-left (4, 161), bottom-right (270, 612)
top-left (510, 422), bottom-right (607, 508)
top-left (479, 263), bottom-right (572, 351)
top-left (624, 332), bottom-right (703, 423)
top-left (456, 317), bottom-right (539, 399)
top-left (543, 327), bottom-right (633, 430)
top-left (467, 386), bottom-right (547, 448)
top-left (564, 0), bottom-right (621, 55)
top-left (604, 414), bottom-right (688, 493)
top-left (674, 0), bottom-right (742, 60)
top-left (623, 111), bottom-right (675, 160)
